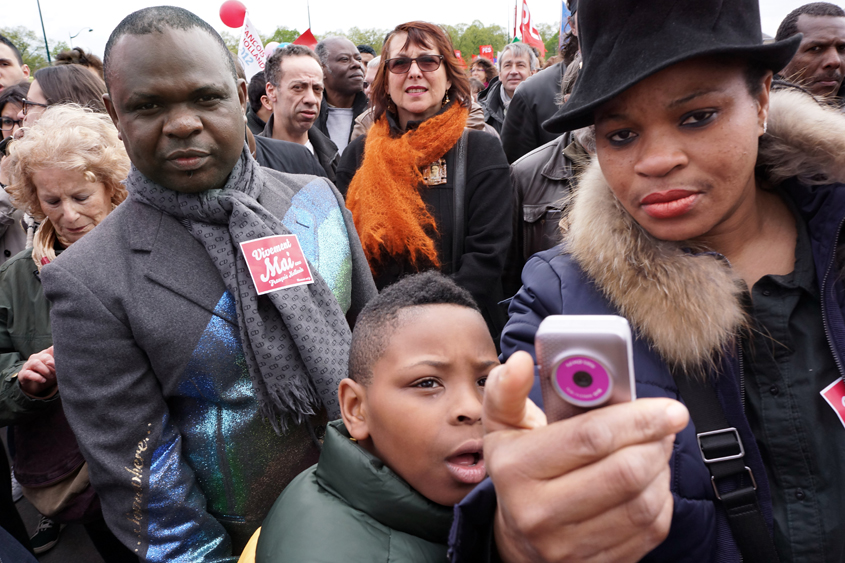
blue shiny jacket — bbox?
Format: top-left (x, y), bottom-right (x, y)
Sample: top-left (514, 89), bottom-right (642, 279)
top-left (449, 179), bottom-right (845, 562)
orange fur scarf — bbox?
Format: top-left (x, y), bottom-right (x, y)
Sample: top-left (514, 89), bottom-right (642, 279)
top-left (346, 103), bottom-right (468, 271)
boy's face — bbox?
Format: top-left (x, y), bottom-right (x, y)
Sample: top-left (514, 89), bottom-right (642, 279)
top-left (342, 304), bottom-right (498, 506)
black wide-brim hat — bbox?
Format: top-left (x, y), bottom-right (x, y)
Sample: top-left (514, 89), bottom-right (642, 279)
top-left (544, 0), bottom-right (801, 134)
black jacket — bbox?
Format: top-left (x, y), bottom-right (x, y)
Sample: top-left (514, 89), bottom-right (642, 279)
top-left (314, 91), bottom-right (369, 147)
top-left (253, 136), bottom-right (327, 178)
top-left (503, 133), bottom-right (588, 296)
top-left (477, 77), bottom-right (506, 134)
top-left (258, 114), bottom-right (339, 182)
top-left (336, 110), bottom-right (513, 338)
top-left (246, 106), bottom-right (266, 136)
top-left (501, 62), bottom-right (566, 163)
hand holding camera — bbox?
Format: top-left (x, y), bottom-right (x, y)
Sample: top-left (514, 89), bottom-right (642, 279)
top-left (537, 315), bottom-right (636, 421)
top-left (482, 320), bottom-right (689, 562)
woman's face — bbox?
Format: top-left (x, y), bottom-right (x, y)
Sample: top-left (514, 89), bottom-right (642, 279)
top-left (33, 167), bottom-right (112, 246)
top-left (471, 65), bottom-right (487, 84)
top-left (1, 102), bottom-right (22, 139)
top-left (594, 58), bottom-right (770, 244)
top-left (18, 79), bottom-right (49, 128)
top-left (385, 31), bottom-right (452, 129)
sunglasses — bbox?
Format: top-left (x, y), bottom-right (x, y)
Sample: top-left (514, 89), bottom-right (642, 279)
top-left (0, 116), bottom-right (22, 131)
top-left (21, 98), bottom-right (49, 116)
top-left (385, 55), bottom-right (445, 74)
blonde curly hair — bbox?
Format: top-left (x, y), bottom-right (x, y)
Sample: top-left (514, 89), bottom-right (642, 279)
top-left (7, 105), bottom-right (130, 220)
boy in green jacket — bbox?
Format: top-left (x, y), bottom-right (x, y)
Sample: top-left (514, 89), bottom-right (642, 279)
top-left (255, 271), bottom-right (496, 562)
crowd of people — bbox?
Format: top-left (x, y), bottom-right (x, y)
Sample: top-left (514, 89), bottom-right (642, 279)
top-left (0, 0), bottom-right (844, 561)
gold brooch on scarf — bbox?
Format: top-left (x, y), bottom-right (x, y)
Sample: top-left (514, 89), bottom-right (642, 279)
top-left (423, 158), bottom-right (447, 186)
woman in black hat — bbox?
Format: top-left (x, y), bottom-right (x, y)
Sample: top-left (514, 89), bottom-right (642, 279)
top-left (450, 0), bottom-right (845, 562)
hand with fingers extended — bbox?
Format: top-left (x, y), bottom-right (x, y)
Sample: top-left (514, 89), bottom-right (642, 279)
top-left (484, 351), bottom-right (690, 563)
top-left (18, 346), bottom-right (57, 398)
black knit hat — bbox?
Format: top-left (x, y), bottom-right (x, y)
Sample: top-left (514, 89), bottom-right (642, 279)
top-left (543, 0), bottom-right (801, 133)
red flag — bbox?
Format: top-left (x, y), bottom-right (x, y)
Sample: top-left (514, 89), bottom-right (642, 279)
top-left (454, 50), bottom-right (467, 68)
top-left (479, 45), bottom-right (494, 60)
top-left (520, 0), bottom-right (547, 57)
top-left (293, 29), bottom-right (318, 49)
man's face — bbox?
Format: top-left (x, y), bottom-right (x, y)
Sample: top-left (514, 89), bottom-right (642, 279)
top-left (363, 63), bottom-right (378, 99)
top-left (499, 50), bottom-right (532, 97)
top-left (359, 52), bottom-right (374, 65)
top-left (266, 55), bottom-right (324, 140)
top-left (322, 38), bottom-right (365, 96)
top-left (0, 44), bottom-right (29, 92)
top-left (782, 15), bottom-right (845, 98)
top-left (104, 28), bottom-right (246, 194)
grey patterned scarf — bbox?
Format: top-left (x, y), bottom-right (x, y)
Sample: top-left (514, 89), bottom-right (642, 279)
top-left (127, 147), bottom-right (347, 432)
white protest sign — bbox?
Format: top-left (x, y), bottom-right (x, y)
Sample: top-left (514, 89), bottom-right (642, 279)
top-left (238, 15), bottom-right (265, 82)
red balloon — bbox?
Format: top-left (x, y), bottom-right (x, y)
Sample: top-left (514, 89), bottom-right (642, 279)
top-left (219, 0), bottom-right (247, 28)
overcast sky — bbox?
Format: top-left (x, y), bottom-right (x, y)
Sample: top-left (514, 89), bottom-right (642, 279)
top-left (7, 0), bottom-right (840, 58)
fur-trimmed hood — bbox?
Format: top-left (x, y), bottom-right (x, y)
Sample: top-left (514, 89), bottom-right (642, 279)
top-left (564, 89), bottom-right (845, 373)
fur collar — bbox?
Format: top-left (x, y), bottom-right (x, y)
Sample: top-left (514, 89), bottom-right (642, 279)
top-left (565, 89), bottom-right (845, 373)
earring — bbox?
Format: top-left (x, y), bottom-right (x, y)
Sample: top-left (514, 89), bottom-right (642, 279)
top-left (442, 93), bottom-right (450, 107)
top-left (763, 121), bottom-right (768, 135)
top-left (387, 94), bottom-right (397, 113)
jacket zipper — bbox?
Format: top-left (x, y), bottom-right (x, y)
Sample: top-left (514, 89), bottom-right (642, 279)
top-left (821, 216), bottom-right (845, 379)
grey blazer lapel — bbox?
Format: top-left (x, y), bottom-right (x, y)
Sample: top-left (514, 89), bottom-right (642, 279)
top-left (128, 199), bottom-right (236, 325)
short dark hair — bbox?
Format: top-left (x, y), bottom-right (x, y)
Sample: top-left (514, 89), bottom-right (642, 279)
top-left (0, 82), bottom-right (29, 114)
top-left (744, 61), bottom-right (770, 97)
top-left (248, 71), bottom-right (267, 113)
top-left (265, 44), bottom-right (321, 87)
top-left (357, 44), bottom-right (376, 57)
top-left (103, 6), bottom-right (237, 90)
top-left (33, 65), bottom-right (107, 112)
top-left (0, 35), bottom-right (24, 66)
top-left (776, 2), bottom-right (845, 41)
top-left (348, 272), bottom-right (480, 385)
top-left (54, 47), bottom-right (104, 79)
top-left (315, 36), bottom-right (348, 68)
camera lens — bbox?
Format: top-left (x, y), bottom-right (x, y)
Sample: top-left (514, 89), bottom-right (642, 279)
top-left (573, 371), bottom-right (593, 388)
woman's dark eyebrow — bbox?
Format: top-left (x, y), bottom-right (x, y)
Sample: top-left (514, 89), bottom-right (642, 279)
top-left (668, 87), bottom-right (721, 109)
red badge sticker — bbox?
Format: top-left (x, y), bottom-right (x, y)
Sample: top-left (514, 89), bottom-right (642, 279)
top-left (820, 378), bottom-right (845, 429)
top-left (240, 234), bottom-right (314, 295)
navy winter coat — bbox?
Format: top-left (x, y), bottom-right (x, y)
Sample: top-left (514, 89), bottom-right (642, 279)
top-left (449, 88), bottom-right (845, 561)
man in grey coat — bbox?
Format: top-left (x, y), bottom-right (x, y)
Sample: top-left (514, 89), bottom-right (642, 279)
top-left (41, 7), bottom-right (376, 562)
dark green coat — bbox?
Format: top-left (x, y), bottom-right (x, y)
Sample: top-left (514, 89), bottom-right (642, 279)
top-left (0, 248), bottom-right (57, 427)
top-left (257, 420), bottom-right (453, 562)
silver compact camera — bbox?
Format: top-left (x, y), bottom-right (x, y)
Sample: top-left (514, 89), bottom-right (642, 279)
top-left (536, 315), bottom-right (636, 422)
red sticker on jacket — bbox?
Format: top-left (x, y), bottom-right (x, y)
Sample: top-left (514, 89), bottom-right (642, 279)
top-left (820, 378), bottom-right (845, 429)
top-left (240, 234), bottom-right (313, 295)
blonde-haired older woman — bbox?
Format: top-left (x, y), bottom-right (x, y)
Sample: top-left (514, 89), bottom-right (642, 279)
top-left (8, 105), bottom-right (128, 268)
top-left (0, 105), bottom-right (134, 561)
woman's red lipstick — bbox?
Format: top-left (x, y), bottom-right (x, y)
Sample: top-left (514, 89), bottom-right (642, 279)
top-left (640, 189), bottom-right (699, 219)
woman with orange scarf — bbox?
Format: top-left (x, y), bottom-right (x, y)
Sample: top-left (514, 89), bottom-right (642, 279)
top-left (336, 21), bottom-right (512, 339)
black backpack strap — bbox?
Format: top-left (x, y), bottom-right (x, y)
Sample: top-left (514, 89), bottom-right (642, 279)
top-left (674, 373), bottom-right (780, 562)
top-left (452, 129), bottom-right (469, 270)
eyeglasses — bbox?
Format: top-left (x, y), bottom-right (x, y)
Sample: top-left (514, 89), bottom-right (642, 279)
top-left (0, 117), bottom-right (22, 131)
top-left (21, 98), bottom-right (49, 116)
top-left (385, 55), bottom-right (445, 74)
